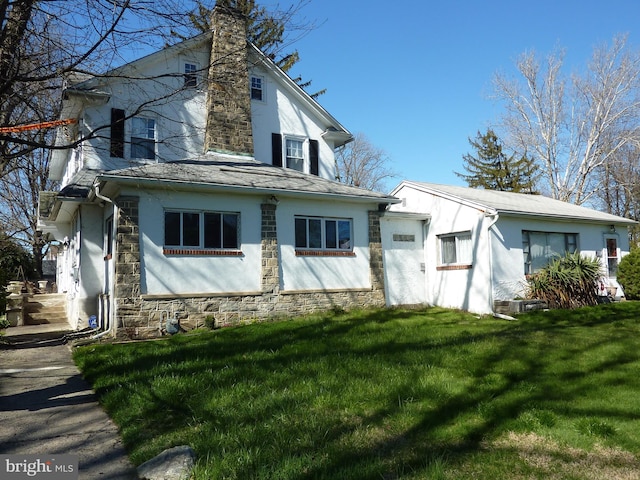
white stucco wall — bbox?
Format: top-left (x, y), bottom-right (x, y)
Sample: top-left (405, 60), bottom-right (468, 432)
top-left (60, 47), bottom-right (339, 188)
top-left (249, 64), bottom-right (338, 179)
top-left (77, 43), bottom-right (211, 174)
top-left (491, 215), bottom-right (632, 300)
top-left (388, 183), bottom-right (635, 313)
top-left (387, 184), bottom-right (494, 314)
top-left (129, 190), bottom-right (376, 295)
top-left (277, 198), bottom-right (373, 291)
top-left (134, 189), bottom-right (263, 295)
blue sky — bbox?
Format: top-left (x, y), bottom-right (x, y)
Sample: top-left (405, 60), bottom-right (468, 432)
top-left (263, 0), bottom-right (640, 192)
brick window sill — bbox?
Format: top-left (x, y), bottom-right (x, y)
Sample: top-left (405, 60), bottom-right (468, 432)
top-left (163, 248), bottom-right (243, 256)
top-left (436, 264), bottom-right (472, 271)
top-left (295, 250), bottom-right (356, 257)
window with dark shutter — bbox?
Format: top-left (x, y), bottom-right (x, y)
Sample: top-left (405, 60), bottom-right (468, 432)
top-left (271, 133), bottom-right (282, 167)
top-left (309, 139), bottom-right (319, 176)
top-left (110, 108), bottom-right (125, 158)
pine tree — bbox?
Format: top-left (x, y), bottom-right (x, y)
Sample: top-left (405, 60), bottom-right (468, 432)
top-left (456, 129), bottom-right (538, 193)
top-left (184, 1), bottom-right (325, 98)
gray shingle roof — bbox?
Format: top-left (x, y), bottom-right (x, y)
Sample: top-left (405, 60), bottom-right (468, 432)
top-left (403, 182), bottom-right (637, 225)
top-left (98, 156), bottom-right (398, 203)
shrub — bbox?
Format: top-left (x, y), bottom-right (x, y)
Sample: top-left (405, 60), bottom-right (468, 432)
top-left (526, 252), bottom-right (604, 309)
top-left (617, 248), bottom-right (640, 300)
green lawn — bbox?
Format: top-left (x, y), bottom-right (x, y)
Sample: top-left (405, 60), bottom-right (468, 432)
top-left (73, 302), bottom-right (640, 479)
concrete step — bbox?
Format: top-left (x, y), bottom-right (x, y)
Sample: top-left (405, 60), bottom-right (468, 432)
top-left (21, 294), bottom-right (68, 325)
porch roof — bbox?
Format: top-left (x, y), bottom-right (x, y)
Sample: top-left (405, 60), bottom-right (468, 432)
top-left (98, 154), bottom-right (398, 204)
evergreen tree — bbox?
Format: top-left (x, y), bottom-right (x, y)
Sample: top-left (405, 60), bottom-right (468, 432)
top-left (456, 129), bottom-right (538, 192)
top-left (184, 1), bottom-right (325, 98)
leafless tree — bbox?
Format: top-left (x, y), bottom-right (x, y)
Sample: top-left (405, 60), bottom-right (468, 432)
top-left (335, 132), bottom-right (397, 193)
top-left (493, 35), bottom-right (640, 205)
top-left (0, 0), bottom-right (199, 175)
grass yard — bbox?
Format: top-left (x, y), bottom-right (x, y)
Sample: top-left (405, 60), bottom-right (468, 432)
top-left (73, 302), bottom-right (640, 479)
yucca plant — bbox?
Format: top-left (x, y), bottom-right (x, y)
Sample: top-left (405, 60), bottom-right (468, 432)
top-left (527, 252), bottom-right (604, 309)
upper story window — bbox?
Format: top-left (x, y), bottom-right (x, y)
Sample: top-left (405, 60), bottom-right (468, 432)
top-left (271, 133), bottom-right (319, 176)
top-left (295, 216), bottom-right (352, 251)
top-left (164, 210), bottom-right (240, 250)
top-left (522, 230), bottom-right (578, 274)
top-left (131, 117), bottom-right (156, 160)
top-left (184, 62), bottom-right (198, 88)
top-left (286, 138), bottom-right (304, 171)
top-left (438, 232), bottom-right (472, 266)
top-left (250, 75), bottom-right (264, 101)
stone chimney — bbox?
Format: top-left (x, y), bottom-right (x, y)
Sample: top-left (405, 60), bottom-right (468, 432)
top-left (205, 5), bottom-right (254, 156)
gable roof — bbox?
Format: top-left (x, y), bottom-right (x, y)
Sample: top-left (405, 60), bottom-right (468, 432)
top-left (97, 154), bottom-right (398, 204)
top-left (395, 181), bottom-right (637, 225)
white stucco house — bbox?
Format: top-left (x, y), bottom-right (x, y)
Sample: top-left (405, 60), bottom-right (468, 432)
top-left (38, 6), bottom-right (397, 337)
top-left (380, 181), bottom-right (637, 315)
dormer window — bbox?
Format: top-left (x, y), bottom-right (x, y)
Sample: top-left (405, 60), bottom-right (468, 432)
top-left (184, 62), bottom-right (198, 88)
top-left (131, 117), bottom-right (156, 160)
top-left (250, 75), bottom-right (264, 101)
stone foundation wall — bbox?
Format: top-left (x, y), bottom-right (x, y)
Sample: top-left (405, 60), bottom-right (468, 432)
top-left (123, 288), bottom-right (382, 339)
top-left (111, 203), bottom-right (387, 340)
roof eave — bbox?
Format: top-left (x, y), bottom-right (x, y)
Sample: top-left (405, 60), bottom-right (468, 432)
top-left (497, 210), bottom-right (638, 225)
top-left (97, 174), bottom-right (399, 205)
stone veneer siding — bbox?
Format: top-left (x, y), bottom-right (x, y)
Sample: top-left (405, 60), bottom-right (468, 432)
top-left (204, 6), bottom-right (254, 156)
top-left (113, 196), bottom-right (144, 337)
top-left (112, 202), bottom-right (387, 339)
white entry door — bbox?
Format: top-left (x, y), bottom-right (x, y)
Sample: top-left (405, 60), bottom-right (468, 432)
top-left (380, 217), bottom-right (426, 306)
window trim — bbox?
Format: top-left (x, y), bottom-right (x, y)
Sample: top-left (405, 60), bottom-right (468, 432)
top-left (250, 75), bottom-right (265, 101)
top-left (163, 209), bottom-right (241, 255)
top-left (437, 231), bottom-right (473, 269)
top-left (284, 136), bottom-right (306, 172)
top-left (294, 215), bottom-right (354, 255)
top-left (183, 61), bottom-right (199, 88)
top-left (604, 234), bottom-right (619, 278)
top-left (130, 116), bottom-right (156, 160)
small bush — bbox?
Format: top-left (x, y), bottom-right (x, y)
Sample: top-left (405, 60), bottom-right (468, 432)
top-left (617, 248), bottom-right (640, 300)
top-left (526, 252), bottom-right (603, 309)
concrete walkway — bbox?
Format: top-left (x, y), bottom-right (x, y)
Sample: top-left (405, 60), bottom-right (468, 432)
top-left (0, 324), bottom-right (138, 479)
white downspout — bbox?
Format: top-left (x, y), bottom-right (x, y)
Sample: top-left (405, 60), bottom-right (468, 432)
top-left (485, 212), bottom-right (514, 319)
top-left (91, 180), bottom-right (116, 339)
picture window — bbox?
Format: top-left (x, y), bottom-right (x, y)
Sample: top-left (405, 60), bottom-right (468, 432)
top-left (164, 210), bottom-right (240, 250)
top-left (295, 216), bottom-right (352, 251)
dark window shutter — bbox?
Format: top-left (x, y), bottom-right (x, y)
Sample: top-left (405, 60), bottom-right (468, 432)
top-left (110, 108), bottom-right (125, 158)
top-left (272, 133), bottom-right (282, 167)
top-left (309, 139), bottom-right (319, 176)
